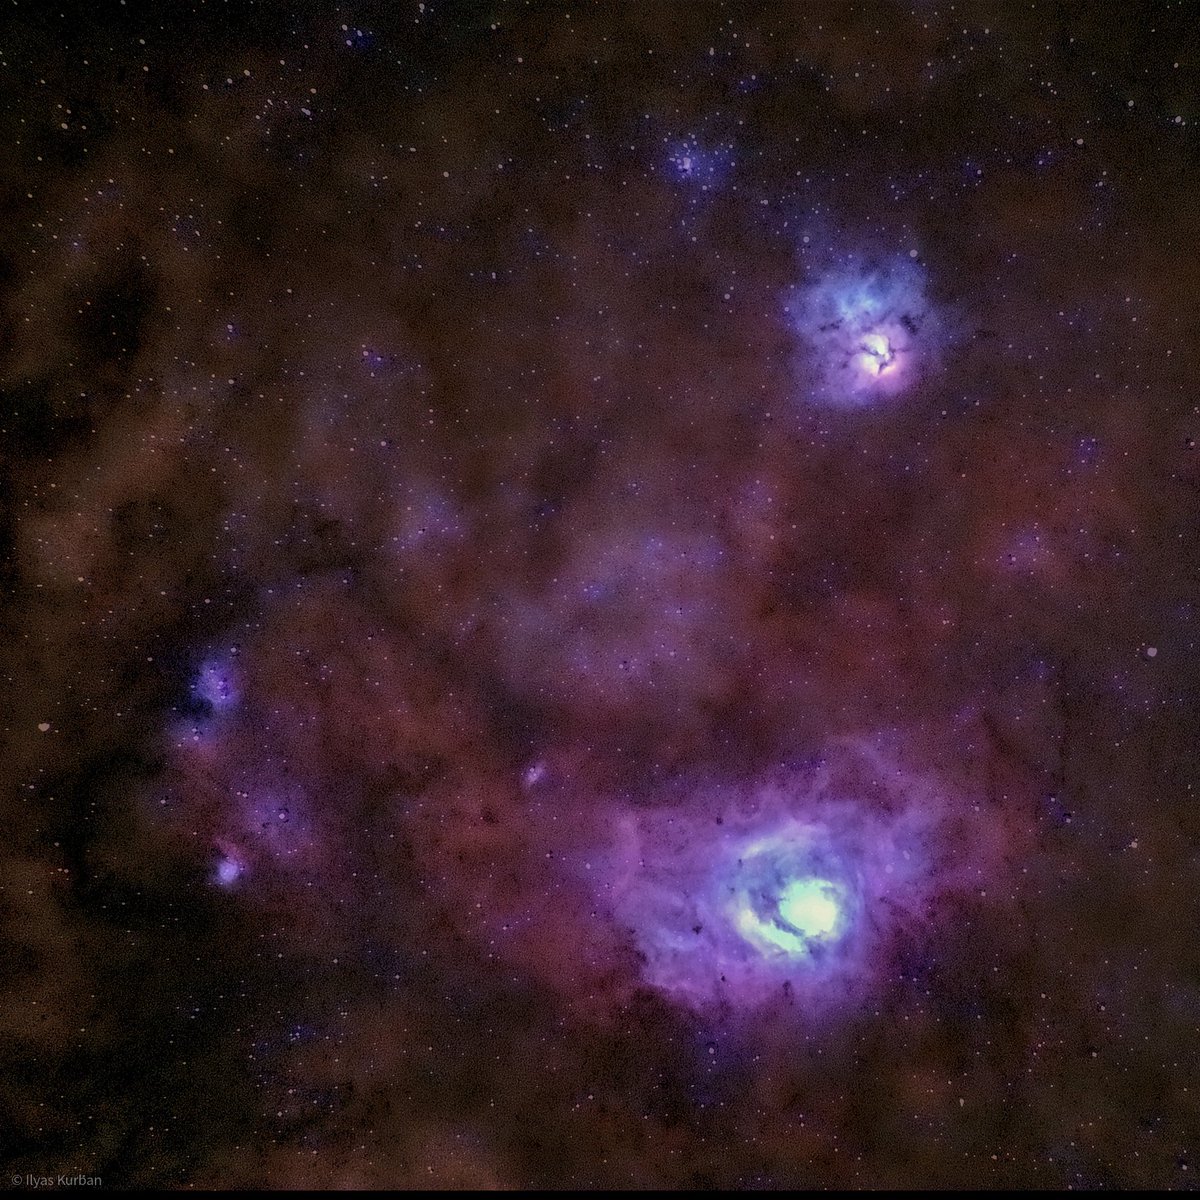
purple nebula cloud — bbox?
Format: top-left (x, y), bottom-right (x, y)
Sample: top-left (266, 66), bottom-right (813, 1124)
top-left (665, 136), bottom-right (735, 192)
top-left (786, 254), bottom-right (944, 408)
top-left (193, 656), bottom-right (240, 712)
top-left (595, 740), bottom-right (995, 1015)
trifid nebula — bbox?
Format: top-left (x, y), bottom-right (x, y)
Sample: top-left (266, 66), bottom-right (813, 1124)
top-left (2, 0), bottom-right (1199, 1190)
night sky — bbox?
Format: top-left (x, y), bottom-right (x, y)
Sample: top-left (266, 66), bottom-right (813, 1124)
top-left (3, 0), bottom-right (1199, 1189)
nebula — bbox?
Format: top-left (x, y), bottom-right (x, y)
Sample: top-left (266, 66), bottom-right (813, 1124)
top-left (786, 253), bottom-right (943, 406)
top-left (596, 740), bottom-right (1004, 1015)
top-left (666, 136), bottom-right (736, 192)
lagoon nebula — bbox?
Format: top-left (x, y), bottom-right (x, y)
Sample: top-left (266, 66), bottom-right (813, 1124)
top-left (3, 0), bottom-right (1200, 1190)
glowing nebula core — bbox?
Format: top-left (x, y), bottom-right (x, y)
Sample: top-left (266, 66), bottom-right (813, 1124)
top-left (787, 255), bottom-right (940, 407)
top-left (733, 866), bottom-right (847, 957)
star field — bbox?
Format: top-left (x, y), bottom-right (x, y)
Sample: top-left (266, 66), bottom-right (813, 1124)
top-left (2, 0), bottom-right (1199, 1189)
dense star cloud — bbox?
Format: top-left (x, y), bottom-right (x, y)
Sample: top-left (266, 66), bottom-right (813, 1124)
top-left (2, 0), bottom-right (1199, 1189)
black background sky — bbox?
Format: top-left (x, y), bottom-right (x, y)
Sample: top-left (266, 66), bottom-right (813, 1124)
top-left (2, 0), bottom-right (1199, 1189)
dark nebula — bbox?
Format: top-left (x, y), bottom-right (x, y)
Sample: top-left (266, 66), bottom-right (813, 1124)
top-left (2, 0), bottom-right (1199, 1189)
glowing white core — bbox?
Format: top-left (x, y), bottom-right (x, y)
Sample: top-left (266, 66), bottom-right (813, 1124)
top-left (858, 332), bottom-right (897, 376)
top-left (778, 877), bottom-right (841, 938)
